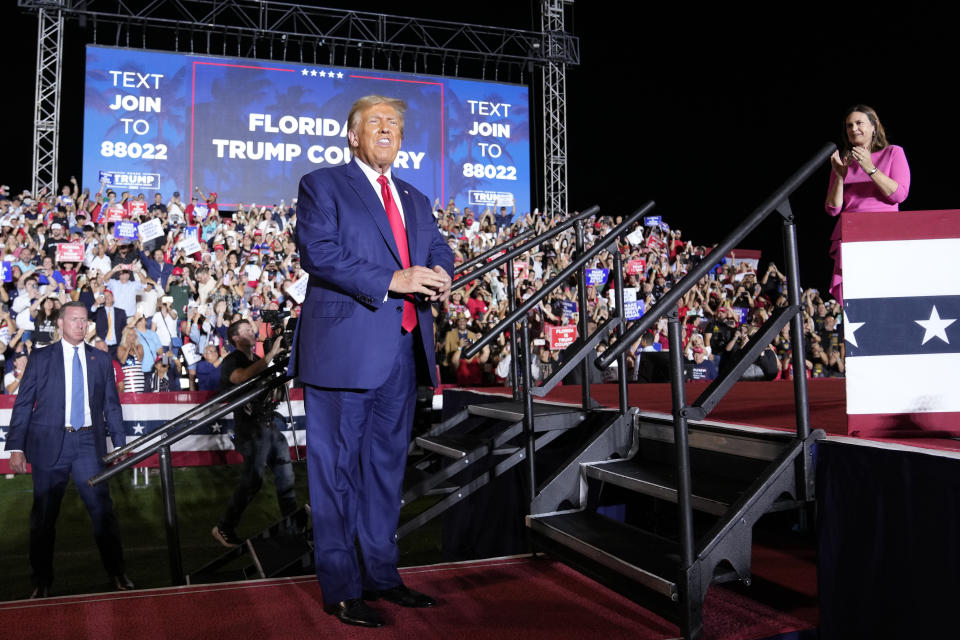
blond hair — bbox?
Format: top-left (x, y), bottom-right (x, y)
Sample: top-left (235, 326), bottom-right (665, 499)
top-left (347, 95), bottom-right (407, 138)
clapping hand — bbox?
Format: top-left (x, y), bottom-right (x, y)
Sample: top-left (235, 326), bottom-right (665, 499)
top-left (829, 150), bottom-right (849, 179)
top-left (849, 145), bottom-right (876, 173)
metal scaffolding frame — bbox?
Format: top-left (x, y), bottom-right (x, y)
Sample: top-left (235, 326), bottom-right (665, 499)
top-left (540, 0), bottom-right (570, 218)
top-left (20, 0), bottom-right (578, 212)
top-left (31, 3), bottom-right (64, 198)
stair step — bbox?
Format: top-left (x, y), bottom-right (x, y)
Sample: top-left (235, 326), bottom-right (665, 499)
top-left (584, 459), bottom-right (747, 516)
top-left (637, 417), bottom-right (792, 461)
top-left (528, 510), bottom-right (679, 600)
top-left (468, 401), bottom-right (585, 430)
top-left (415, 433), bottom-right (490, 459)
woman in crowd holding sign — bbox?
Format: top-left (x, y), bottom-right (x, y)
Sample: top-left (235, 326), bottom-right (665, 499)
top-left (825, 105), bottom-right (910, 304)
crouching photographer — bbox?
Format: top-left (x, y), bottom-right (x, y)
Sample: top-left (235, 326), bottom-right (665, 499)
top-left (211, 318), bottom-right (297, 548)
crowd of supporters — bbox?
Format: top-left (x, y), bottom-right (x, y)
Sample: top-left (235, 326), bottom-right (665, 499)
top-left (0, 179), bottom-right (845, 397)
top-left (434, 205), bottom-right (846, 387)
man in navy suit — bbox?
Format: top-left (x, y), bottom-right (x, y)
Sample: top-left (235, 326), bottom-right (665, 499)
top-left (290, 95), bottom-right (453, 628)
top-left (92, 288), bottom-right (127, 359)
top-left (7, 301), bottom-right (133, 597)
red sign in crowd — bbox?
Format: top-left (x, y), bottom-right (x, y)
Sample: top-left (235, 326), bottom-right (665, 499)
top-left (547, 324), bottom-right (577, 350)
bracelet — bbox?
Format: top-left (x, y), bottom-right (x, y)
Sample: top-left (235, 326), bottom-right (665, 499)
top-left (867, 166), bottom-right (879, 176)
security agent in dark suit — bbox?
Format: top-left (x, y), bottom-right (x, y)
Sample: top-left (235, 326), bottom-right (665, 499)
top-left (290, 95), bottom-right (453, 628)
top-left (6, 301), bottom-right (134, 597)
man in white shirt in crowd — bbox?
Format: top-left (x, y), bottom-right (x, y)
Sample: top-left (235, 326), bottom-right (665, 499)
top-left (85, 241), bottom-right (112, 274)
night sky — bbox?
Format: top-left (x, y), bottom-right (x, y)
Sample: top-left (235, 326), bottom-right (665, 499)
top-left (2, 3), bottom-right (953, 292)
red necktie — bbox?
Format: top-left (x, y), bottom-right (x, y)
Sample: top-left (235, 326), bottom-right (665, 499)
top-left (378, 175), bottom-right (417, 332)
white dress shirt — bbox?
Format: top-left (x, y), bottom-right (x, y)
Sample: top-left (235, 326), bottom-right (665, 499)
top-left (354, 157), bottom-right (411, 303)
top-left (62, 340), bottom-right (92, 428)
top-left (354, 157), bottom-right (406, 225)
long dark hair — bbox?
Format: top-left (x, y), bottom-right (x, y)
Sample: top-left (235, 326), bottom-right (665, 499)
top-left (839, 104), bottom-right (890, 155)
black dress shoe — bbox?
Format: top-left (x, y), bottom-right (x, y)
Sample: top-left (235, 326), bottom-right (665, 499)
top-left (29, 586), bottom-right (50, 599)
top-left (364, 584), bottom-right (435, 608)
top-left (113, 574), bottom-right (135, 591)
top-left (324, 598), bottom-right (385, 628)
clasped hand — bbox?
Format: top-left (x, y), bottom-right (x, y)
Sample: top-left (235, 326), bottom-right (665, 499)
top-left (389, 265), bottom-right (452, 302)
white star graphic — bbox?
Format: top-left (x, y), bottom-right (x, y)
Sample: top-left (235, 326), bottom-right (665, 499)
top-left (915, 305), bottom-right (956, 345)
top-left (210, 422), bottom-right (222, 434)
top-left (309, 69), bottom-right (317, 77)
top-left (132, 423), bottom-right (146, 435)
top-left (318, 70), bottom-right (327, 78)
top-left (0, 428), bottom-right (6, 440)
top-left (301, 68), bottom-right (308, 76)
top-left (337, 72), bottom-right (343, 79)
top-left (843, 311), bottom-right (866, 348)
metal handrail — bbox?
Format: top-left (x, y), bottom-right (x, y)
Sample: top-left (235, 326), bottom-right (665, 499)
top-left (88, 364), bottom-right (292, 585)
top-left (454, 228), bottom-right (536, 274)
top-left (450, 205), bottom-right (600, 292)
top-left (588, 142), bottom-right (835, 594)
top-left (596, 142), bottom-right (835, 369)
top-left (101, 360), bottom-right (289, 464)
top-left (91, 371), bottom-right (291, 485)
top-left (463, 201), bottom-right (654, 359)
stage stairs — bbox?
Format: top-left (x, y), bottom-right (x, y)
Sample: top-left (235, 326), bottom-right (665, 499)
top-left (399, 398), bottom-right (631, 539)
top-left (527, 409), bottom-right (823, 635)
top-left (187, 506), bottom-right (314, 584)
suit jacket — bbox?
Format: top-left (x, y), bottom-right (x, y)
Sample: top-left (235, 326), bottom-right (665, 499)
top-left (94, 305), bottom-right (128, 344)
top-left (6, 341), bottom-right (126, 469)
top-left (289, 160), bottom-right (454, 389)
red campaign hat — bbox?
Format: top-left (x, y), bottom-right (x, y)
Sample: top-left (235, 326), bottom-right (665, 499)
top-left (213, 244), bottom-right (224, 251)
top-left (253, 229), bottom-right (263, 236)
top-left (209, 192), bottom-right (218, 200)
top-left (103, 287), bottom-right (113, 295)
top-left (172, 266), bottom-right (184, 276)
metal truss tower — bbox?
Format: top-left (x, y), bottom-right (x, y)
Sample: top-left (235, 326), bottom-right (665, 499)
top-left (20, 0), bottom-right (578, 207)
top-left (541, 0), bottom-right (572, 217)
top-left (31, 2), bottom-right (64, 197)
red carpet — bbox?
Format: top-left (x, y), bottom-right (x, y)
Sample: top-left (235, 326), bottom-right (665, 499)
top-left (0, 556), bottom-right (815, 640)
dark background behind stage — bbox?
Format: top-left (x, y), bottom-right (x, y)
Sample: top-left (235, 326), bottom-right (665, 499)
top-left (1, 3), bottom-right (953, 292)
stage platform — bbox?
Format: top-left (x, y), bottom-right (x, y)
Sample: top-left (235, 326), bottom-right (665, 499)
top-left (453, 379), bottom-right (960, 456)
top-left (0, 555), bottom-right (817, 640)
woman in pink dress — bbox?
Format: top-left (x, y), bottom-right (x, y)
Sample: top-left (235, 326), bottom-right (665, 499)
top-left (825, 105), bottom-right (910, 304)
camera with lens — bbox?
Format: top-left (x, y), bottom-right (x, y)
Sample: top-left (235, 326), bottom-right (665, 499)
top-left (261, 308), bottom-right (297, 353)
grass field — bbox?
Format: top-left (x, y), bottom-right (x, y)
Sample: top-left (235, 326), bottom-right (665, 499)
top-left (0, 462), bottom-right (445, 601)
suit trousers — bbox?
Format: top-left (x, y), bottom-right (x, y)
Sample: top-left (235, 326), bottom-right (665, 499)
top-left (304, 330), bottom-right (416, 605)
top-left (29, 429), bottom-right (125, 587)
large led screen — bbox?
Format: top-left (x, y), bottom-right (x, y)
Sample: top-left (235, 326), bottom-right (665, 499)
top-left (82, 45), bottom-right (531, 214)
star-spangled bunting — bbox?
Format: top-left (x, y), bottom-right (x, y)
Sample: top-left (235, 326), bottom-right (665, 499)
top-left (132, 423), bottom-right (145, 435)
top-left (841, 296), bottom-right (960, 357)
top-left (915, 305), bottom-right (956, 345)
top-left (843, 310), bottom-right (865, 348)
top-left (0, 428), bottom-right (7, 441)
